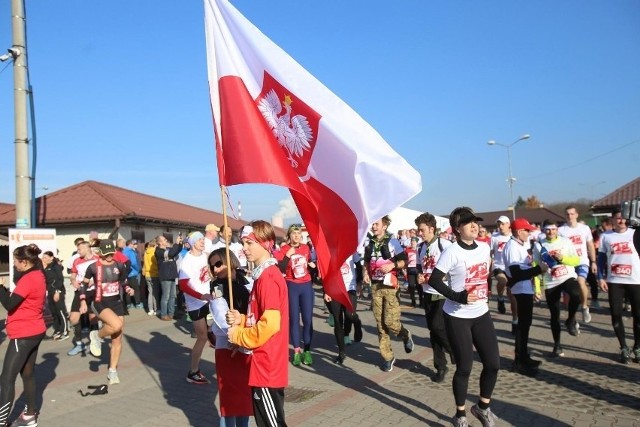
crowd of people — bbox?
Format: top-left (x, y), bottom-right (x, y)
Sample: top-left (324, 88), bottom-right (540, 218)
top-left (0, 204), bottom-right (637, 427)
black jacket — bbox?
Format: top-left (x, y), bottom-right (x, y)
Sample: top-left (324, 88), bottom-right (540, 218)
top-left (155, 244), bottom-right (182, 281)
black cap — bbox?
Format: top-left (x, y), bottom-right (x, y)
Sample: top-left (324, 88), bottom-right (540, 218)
top-left (99, 240), bottom-right (116, 256)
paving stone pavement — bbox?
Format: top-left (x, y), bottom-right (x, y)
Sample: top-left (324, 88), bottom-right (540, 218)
top-left (1, 285), bottom-right (639, 426)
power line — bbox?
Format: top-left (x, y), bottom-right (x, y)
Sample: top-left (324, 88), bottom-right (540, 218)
top-left (519, 137), bottom-right (640, 181)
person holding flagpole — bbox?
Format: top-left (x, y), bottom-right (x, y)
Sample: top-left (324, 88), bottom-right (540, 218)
top-left (227, 221), bottom-right (289, 427)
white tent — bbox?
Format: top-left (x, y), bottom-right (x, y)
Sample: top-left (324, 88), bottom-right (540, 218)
top-left (387, 207), bottom-right (450, 234)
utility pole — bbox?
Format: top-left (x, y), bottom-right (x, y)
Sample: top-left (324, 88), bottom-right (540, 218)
top-left (11, 0), bottom-right (31, 228)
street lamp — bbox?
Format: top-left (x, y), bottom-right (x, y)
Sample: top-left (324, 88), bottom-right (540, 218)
top-left (487, 134), bottom-right (531, 220)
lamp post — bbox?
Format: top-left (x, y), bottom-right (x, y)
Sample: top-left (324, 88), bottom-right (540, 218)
top-left (487, 134), bottom-right (530, 220)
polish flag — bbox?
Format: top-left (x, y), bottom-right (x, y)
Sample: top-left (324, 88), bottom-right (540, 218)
top-left (204, 0), bottom-right (421, 309)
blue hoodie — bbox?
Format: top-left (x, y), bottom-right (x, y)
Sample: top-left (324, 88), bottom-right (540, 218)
top-left (123, 246), bottom-right (141, 278)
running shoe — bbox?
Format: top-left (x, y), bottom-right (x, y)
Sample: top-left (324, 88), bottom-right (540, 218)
top-left (353, 321), bottom-right (363, 342)
top-left (620, 347), bottom-right (631, 364)
top-left (67, 342), bottom-right (86, 356)
top-left (581, 306), bottom-right (592, 324)
top-left (58, 333), bottom-right (70, 342)
top-left (292, 352), bottom-right (302, 366)
top-left (591, 300), bottom-right (601, 309)
top-left (633, 347), bottom-right (640, 363)
top-left (403, 330), bottom-right (414, 353)
top-left (51, 332), bottom-right (61, 340)
top-left (432, 366), bottom-right (449, 383)
top-left (107, 369), bottom-right (120, 385)
top-left (334, 352), bottom-right (346, 365)
top-left (10, 409), bottom-right (38, 427)
top-left (186, 370), bottom-right (210, 384)
top-left (89, 330), bottom-right (102, 357)
top-left (452, 415), bottom-right (468, 427)
top-left (148, 310), bottom-right (156, 316)
top-left (344, 336), bottom-right (352, 346)
top-left (565, 319), bottom-right (579, 336)
top-left (470, 404), bottom-right (498, 427)
top-left (549, 344), bottom-right (564, 358)
top-left (380, 357), bottom-right (396, 372)
top-left (135, 303), bottom-right (144, 309)
top-left (497, 298), bottom-right (506, 315)
top-left (302, 350), bottom-right (313, 366)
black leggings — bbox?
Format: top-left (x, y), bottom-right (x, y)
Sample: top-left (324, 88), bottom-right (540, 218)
top-left (607, 282), bottom-right (640, 350)
top-left (328, 291), bottom-right (360, 353)
top-left (514, 294), bottom-right (534, 360)
top-left (48, 294), bottom-right (69, 336)
top-left (424, 295), bottom-right (453, 370)
top-left (444, 311), bottom-right (500, 407)
top-left (545, 279), bottom-right (581, 344)
top-left (0, 333), bottom-right (45, 425)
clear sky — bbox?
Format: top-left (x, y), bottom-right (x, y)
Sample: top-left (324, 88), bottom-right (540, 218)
top-left (1, 1), bottom-right (638, 225)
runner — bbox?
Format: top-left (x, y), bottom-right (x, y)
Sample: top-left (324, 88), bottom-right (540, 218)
top-left (82, 240), bottom-right (134, 385)
top-left (533, 220), bottom-right (581, 358)
top-left (598, 210), bottom-right (640, 364)
top-left (178, 232), bottom-right (214, 384)
top-left (558, 206), bottom-right (597, 324)
top-left (428, 207), bottom-right (500, 427)
top-left (490, 216), bottom-right (518, 333)
top-left (0, 244), bottom-right (46, 427)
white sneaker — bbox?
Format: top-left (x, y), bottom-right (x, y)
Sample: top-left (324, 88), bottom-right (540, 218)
top-left (89, 330), bottom-right (102, 357)
top-left (107, 369), bottom-right (120, 385)
top-left (582, 307), bottom-right (592, 324)
top-left (148, 310), bottom-right (155, 316)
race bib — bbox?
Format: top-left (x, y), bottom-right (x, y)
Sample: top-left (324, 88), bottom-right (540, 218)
top-left (612, 264), bottom-right (632, 276)
top-left (551, 265), bottom-right (569, 279)
top-left (103, 281), bottom-right (120, 296)
top-left (465, 283), bottom-right (488, 300)
top-left (290, 254), bottom-right (308, 279)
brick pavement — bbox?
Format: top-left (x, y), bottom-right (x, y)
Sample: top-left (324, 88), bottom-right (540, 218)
top-left (1, 285), bottom-right (639, 426)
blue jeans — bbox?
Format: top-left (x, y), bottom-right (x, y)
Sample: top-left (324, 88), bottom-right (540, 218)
top-left (160, 280), bottom-right (176, 317)
top-left (220, 416), bottom-right (249, 427)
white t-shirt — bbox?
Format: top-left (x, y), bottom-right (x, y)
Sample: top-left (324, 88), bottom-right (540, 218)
top-left (599, 228), bottom-right (640, 285)
top-left (533, 237), bottom-right (578, 289)
top-left (418, 238), bottom-right (452, 295)
top-left (340, 253), bottom-right (362, 292)
top-left (229, 242), bottom-right (247, 268)
top-left (503, 238), bottom-right (535, 295)
top-left (178, 252), bottom-right (211, 311)
top-left (490, 233), bottom-right (511, 271)
top-left (435, 242), bottom-right (491, 319)
top-left (558, 223), bottom-right (593, 266)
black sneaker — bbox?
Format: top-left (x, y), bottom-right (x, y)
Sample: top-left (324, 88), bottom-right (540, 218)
top-left (353, 319), bottom-right (363, 342)
top-left (522, 355), bottom-right (542, 368)
top-left (512, 360), bottom-right (538, 377)
top-left (565, 319), bottom-right (578, 336)
top-left (497, 298), bottom-right (506, 314)
top-left (549, 344), bottom-right (564, 358)
top-left (432, 366), bottom-right (448, 383)
top-left (186, 370), bottom-right (210, 384)
top-left (380, 357), bottom-right (396, 372)
top-left (334, 352), bottom-right (346, 365)
top-left (403, 331), bottom-right (414, 354)
top-left (620, 347), bottom-right (631, 364)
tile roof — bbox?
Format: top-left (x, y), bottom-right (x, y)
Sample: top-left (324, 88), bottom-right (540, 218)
top-left (0, 180), bottom-right (249, 231)
top-left (592, 176), bottom-right (640, 211)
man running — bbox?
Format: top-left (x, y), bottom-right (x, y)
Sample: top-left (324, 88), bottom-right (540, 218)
top-left (558, 206), bottom-right (597, 324)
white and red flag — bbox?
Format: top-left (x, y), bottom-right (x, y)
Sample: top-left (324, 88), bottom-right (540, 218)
top-left (204, 0), bottom-right (421, 309)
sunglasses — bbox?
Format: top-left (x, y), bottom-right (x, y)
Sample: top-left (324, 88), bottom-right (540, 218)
top-left (211, 260), bottom-right (223, 268)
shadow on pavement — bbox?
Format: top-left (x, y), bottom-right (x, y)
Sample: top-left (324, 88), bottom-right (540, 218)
top-left (126, 331), bottom-right (219, 427)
